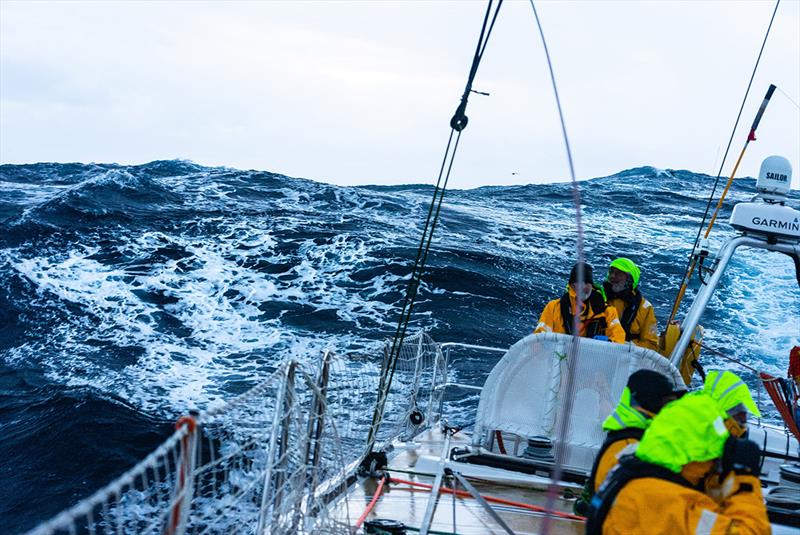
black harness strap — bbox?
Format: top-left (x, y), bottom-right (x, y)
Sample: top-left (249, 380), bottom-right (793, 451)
top-left (620, 293), bottom-right (641, 341)
top-left (586, 455), bottom-right (694, 535)
top-left (559, 293), bottom-right (574, 334)
top-left (559, 290), bottom-right (608, 338)
top-left (603, 282), bottom-right (642, 341)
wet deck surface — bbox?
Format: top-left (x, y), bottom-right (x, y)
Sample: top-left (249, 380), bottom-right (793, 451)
top-left (340, 429), bottom-right (585, 534)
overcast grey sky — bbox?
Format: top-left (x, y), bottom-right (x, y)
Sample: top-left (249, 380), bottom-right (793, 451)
top-left (1, 0), bottom-right (798, 188)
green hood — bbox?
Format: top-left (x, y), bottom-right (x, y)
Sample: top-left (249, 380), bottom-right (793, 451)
top-left (602, 387), bottom-right (651, 431)
top-left (703, 370), bottom-right (762, 418)
top-left (635, 392), bottom-right (729, 473)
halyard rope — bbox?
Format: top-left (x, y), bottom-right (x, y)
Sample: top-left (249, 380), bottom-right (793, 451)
top-left (365, 0), bottom-right (504, 455)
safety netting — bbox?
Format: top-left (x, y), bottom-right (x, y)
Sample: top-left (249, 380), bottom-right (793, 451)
top-left (473, 332), bottom-right (684, 471)
top-left (27, 358), bottom-right (356, 535)
top-left (367, 332), bottom-right (448, 449)
top-left (26, 332), bottom-right (447, 535)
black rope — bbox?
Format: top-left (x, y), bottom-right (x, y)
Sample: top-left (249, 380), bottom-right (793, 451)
top-left (365, 0), bottom-right (503, 454)
top-left (452, 0), bottom-right (504, 131)
top-left (670, 0), bottom-right (781, 318)
top-left (368, 128), bottom-right (457, 446)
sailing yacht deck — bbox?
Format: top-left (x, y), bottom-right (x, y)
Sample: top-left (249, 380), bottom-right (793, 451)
top-left (347, 428), bottom-right (584, 535)
top-left (337, 331), bottom-right (800, 534)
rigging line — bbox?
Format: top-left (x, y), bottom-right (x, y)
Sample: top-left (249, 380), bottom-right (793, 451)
top-left (776, 86), bottom-right (800, 111)
top-left (452, 0), bottom-right (503, 131)
top-left (528, 2), bottom-right (583, 534)
top-left (478, 0), bottom-right (504, 60)
top-left (386, 130), bottom-right (455, 370)
top-left (703, 84), bottom-right (776, 235)
top-left (366, 0), bottom-right (503, 454)
top-left (457, 0), bottom-right (491, 108)
top-left (390, 0), bottom-right (496, 370)
top-left (366, 130), bottom-right (455, 450)
top-left (669, 84), bottom-right (776, 327)
top-left (388, 132), bottom-right (464, 412)
top-left (692, 341), bottom-right (759, 375)
top-left (668, 0), bottom-right (781, 324)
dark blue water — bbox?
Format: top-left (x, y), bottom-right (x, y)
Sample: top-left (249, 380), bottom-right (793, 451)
top-left (1, 161), bottom-right (797, 532)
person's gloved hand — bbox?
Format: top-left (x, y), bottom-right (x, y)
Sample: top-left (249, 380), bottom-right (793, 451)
top-left (721, 437), bottom-right (761, 477)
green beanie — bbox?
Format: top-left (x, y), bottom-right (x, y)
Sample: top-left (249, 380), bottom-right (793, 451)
top-left (609, 258), bottom-right (641, 289)
top-left (635, 392), bottom-right (729, 473)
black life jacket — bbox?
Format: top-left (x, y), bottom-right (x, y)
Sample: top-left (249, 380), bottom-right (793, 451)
top-left (603, 282), bottom-right (642, 341)
top-left (585, 455), bottom-right (695, 535)
top-left (559, 289), bottom-right (608, 338)
top-left (585, 427), bottom-right (645, 498)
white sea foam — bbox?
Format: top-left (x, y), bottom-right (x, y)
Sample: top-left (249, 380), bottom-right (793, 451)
top-left (6, 212), bottom-right (402, 415)
top-left (3, 166), bottom-right (797, 424)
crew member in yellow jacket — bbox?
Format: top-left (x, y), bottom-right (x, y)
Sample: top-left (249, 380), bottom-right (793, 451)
top-left (573, 369), bottom-right (683, 515)
top-left (590, 369), bottom-right (684, 492)
top-left (602, 258), bottom-right (659, 350)
top-left (702, 370), bottom-right (763, 503)
top-left (586, 393), bottom-right (769, 535)
top-left (534, 262), bottom-right (625, 343)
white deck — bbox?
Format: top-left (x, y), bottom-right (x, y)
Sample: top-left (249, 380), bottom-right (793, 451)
top-left (346, 428), bottom-right (585, 534)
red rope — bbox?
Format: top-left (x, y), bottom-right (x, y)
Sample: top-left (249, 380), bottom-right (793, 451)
top-left (495, 430), bottom-right (507, 454)
top-left (388, 477), bottom-right (585, 522)
top-left (355, 476), bottom-right (387, 528)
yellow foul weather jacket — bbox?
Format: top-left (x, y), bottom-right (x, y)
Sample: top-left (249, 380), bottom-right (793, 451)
top-left (534, 288), bottom-right (626, 344)
top-left (603, 258), bottom-right (659, 350)
top-left (607, 295), bottom-right (659, 351)
top-left (601, 474), bottom-right (769, 535)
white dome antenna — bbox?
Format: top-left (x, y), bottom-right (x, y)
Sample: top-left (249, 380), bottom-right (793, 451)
top-left (757, 155), bottom-right (792, 203)
top-left (730, 155), bottom-right (799, 240)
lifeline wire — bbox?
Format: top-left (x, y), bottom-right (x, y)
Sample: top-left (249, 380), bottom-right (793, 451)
top-left (776, 86), bottom-right (800, 111)
top-left (669, 0), bottom-right (781, 323)
top-left (365, 0), bottom-right (504, 455)
top-left (527, 2), bottom-right (584, 532)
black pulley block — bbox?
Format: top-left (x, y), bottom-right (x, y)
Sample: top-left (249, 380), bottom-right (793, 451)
top-left (409, 409), bottom-right (425, 426)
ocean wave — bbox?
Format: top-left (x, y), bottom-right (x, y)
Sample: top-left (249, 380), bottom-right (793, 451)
top-left (0, 159), bottom-right (797, 531)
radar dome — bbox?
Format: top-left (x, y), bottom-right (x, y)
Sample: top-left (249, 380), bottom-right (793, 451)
top-left (757, 155), bottom-right (792, 200)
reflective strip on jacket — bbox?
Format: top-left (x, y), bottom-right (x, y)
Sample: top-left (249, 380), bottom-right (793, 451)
top-left (608, 295), bottom-right (659, 351)
top-left (602, 387), bottom-right (651, 431)
top-left (534, 289), bottom-right (626, 344)
top-left (601, 474), bottom-right (770, 535)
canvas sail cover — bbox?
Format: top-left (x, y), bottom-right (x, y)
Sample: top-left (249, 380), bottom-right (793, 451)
top-left (474, 333), bottom-right (684, 471)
